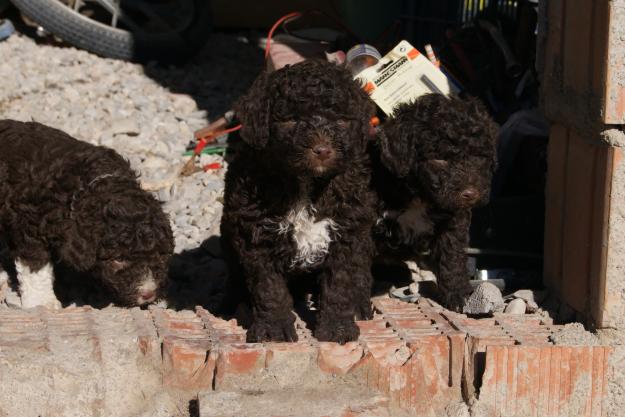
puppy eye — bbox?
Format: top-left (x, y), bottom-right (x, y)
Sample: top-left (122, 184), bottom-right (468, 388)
top-left (108, 259), bottom-right (129, 272)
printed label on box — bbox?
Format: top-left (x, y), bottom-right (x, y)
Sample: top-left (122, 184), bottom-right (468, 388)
top-left (355, 40), bottom-right (459, 115)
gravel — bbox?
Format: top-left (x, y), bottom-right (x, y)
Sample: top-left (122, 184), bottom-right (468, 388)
top-left (0, 32), bottom-right (264, 309)
top-left (0, 32), bottom-right (263, 254)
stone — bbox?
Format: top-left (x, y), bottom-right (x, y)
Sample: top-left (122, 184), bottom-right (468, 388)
top-left (505, 289), bottom-right (543, 313)
top-left (462, 282), bottom-right (504, 315)
top-left (504, 298), bottom-right (527, 314)
top-left (507, 289), bottom-right (546, 304)
top-left (110, 118), bottom-right (141, 136)
top-left (317, 342), bottom-right (364, 375)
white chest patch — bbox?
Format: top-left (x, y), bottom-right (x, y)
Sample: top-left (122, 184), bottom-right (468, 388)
top-left (278, 206), bottom-right (337, 269)
top-left (15, 259), bottom-right (61, 309)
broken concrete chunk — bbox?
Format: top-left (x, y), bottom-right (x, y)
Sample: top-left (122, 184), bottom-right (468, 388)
top-left (462, 282), bottom-right (504, 315)
top-left (502, 289), bottom-right (545, 313)
top-left (507, 289), bottom-right (546, 304)
top-left (504, 298), bottom-right (526, 314)
top-left (551, 323), bottom-right (600, 346)
top-left (417, 269), bottom-right (437, 282)
top-left (389, 286), bottom-right (419, 303)
top-left (525, 299), bottom-right (539, 313)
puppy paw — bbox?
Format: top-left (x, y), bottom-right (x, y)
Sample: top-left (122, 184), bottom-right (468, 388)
top-left (355, 301), bottom-right (373, 320)
top-left (440, 291), bottom-right (469, 313)
top-left (45, 299), bottom-right (63, 310)
top-left (315, 318), bottom-right (360, 344)
top-left (21, 297), bottom-right (62, 310)
top-left (246, 316), bottom-right (298, 343)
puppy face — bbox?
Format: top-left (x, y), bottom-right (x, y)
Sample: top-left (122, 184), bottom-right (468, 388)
top-left (270, 117), bottom-right (357, 177)
top-left (234, 60), bottom-right (376, 178)
top-left (95, 253), bottom-right (170, 306)
top-left (61, 188), bottom-right (174, 306)
top-left (415, 158), bottom-right (494, 211)
top-left (379, 94), bottom-right (498, 211)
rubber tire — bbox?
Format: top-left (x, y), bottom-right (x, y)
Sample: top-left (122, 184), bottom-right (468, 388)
top-left (9, 0), bottom-right (212, 62)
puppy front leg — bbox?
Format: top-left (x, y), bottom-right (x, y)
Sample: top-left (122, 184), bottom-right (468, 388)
top-left (315, 234), bottom-right (374, 344)
top-left (15, 257), bottom-right (61, 309)
top-left (245, 260), bottom-right (297, 343)
top-left (431, 210), bottom-right (473, 312)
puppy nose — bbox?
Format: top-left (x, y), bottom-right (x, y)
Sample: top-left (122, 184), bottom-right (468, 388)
top-left (138, 289), bottom-right (156, 304)
top-left (312, 145), bottom-right (333, 160)
top-left (460, 188), bottom-right (479, 203)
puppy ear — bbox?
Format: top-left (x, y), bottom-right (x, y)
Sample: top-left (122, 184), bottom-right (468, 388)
top-left (464, 96), bottom-right (499, 169)
top-left (58, 224), bottom-right (97, 271)
top-left (234, 71), bottom-right (272, 149)
top-left (379, 122), bottom-right (416, 178)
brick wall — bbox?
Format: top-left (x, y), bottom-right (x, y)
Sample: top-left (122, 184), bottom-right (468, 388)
top-left (0, 300), bottom-right (612, 417)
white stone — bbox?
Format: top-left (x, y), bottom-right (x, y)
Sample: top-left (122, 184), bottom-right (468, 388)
top-left (504, 298), bottom-right (527, 314)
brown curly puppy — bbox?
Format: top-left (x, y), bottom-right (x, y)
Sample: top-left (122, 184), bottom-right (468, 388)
top-left (221, 60), bottom-right (377, 343)
top-left (0, 120), bottom-right (174, 308)
top-left (374, 94), bottom-right (498, 311)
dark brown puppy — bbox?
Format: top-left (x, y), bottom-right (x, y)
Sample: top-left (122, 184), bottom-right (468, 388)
top-left (374, 94), bottom-right (498, 311)
top-left (221, 60), bottom-right (377, 343)
top-left (0, 120), bottom-right (174, 308)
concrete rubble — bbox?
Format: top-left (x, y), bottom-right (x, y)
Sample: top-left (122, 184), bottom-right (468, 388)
top-left (0, 297), bottom-right (613, 417)
top-left (462, 282), bottom-right (504, 315)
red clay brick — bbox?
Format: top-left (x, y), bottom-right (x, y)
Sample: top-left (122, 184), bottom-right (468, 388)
top-left (196, 306), bottom-right (246, 343)
top-left (264, 342), bottom-right (317, 364)
top-left (477, 345), bottom-right (612, 417)
top-left (217, 343), bottom-right (265, 373)
top-left (355, 319), bottom-right (388, 331)
top-left (213, 343), bottom-right (266, 389)
top-left (162, 336), bottom-right (214, 389)
top-left (151, 307), bottom-right (211, 346)
top-left (264, 342), bottom-right (318, 386)
top-left (363, 340), bottom-right (409, 366)
top-left (0, 297), bottom-right (615, 417)
top-left (129, 309), bottom-right (160, 357)
top-left (317, 342), bottom-right (364, 375)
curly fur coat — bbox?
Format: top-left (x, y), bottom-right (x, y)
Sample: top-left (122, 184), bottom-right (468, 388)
top-left (221, 60), bottom-right (378, 343)
top-left (0, 120), bottom-right (174, 308)
top-left (374, 94), bottom-right (498, 311)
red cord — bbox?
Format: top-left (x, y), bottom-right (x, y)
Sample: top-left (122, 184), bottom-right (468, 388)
top-left (193, 10), bottom-right (367, 169)
top-left (264, 10), bottom-right (362, 60)
top-left (203, 162), bottom-right (222, 171)
top-left (265, 11), bottom-right (303, 59)
top-left (194, 124), bottom-right (242, 155)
